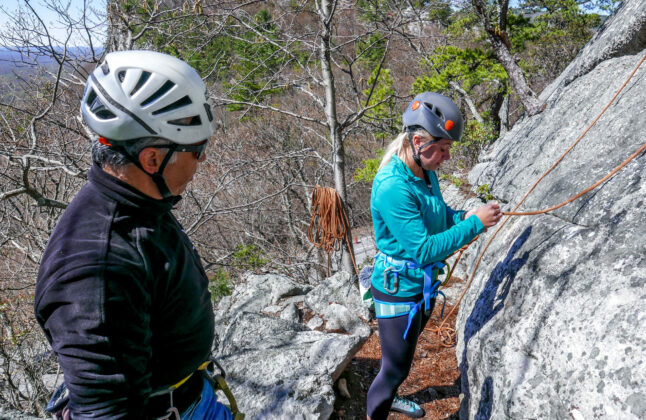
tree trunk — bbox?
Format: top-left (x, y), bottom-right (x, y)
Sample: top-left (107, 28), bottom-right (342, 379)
top-left (106, 0), bottom-right (133, 52)
top-left (498, 94), bottom-right (510, 138)
top-left (491, 81), bottom-right (509, 138)
top-left (450, 81), bottom-right (484, 124)
top-left (471, 0), bottom-right (544, 116)
top-left (488, 36), bottom-right (543, 116)
top-left (318, 0), bottom-right (356, 279)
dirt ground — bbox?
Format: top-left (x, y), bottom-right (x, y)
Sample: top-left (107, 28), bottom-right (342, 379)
top-left (330, 304), bottom-right (462, 420)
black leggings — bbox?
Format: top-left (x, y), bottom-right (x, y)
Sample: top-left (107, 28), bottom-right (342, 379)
top-left (366, 287), bottom-right (434, 420)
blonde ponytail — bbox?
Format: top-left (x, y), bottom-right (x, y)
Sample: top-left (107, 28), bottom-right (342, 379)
top-left (378, 128), bottom-right (429, 172)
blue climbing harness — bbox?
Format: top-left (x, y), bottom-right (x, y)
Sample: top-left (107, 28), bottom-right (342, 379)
top-left (374, 252), bottom-right (448, 339)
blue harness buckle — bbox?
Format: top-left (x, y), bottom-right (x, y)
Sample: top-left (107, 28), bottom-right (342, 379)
top-left (375, 252), bottom-right (450, 339)
top-left (383, 266), bottom-right (399, 293)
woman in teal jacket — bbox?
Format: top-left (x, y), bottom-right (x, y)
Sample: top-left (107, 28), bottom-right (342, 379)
top-left (367, 92), bottom-right (502, 419)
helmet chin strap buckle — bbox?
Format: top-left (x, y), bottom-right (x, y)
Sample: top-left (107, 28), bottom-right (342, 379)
top-left (150, 144), bottom-right (178, 199)
top-left (408, 129), bottom-right (438, 169)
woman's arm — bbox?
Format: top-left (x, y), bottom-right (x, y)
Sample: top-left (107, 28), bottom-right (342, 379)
top-left (374, 181), bottom-right (485, 266)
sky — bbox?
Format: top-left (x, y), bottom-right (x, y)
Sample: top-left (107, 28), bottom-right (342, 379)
top-left (0, 0), bottom-right (613, 48)
top-left (0, 0), bottom-right (107, 47)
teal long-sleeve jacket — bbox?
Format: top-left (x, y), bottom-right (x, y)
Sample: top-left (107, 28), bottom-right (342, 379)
top-left (370, 155), bottom-right (485, 297)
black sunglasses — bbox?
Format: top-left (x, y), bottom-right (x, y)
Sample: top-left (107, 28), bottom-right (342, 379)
top-left (153, 141), bottom-right (208, 160)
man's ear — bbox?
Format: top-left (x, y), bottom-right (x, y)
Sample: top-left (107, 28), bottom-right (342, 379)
top-left (138, 147), bottom-right (163, 174)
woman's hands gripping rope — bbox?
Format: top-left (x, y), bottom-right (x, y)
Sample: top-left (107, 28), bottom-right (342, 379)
top-left (470, 202), bottom-right (502, 229)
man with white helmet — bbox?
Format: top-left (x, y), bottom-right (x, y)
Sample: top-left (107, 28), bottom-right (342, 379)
top-left (35, 51), bottom-right (234, 419)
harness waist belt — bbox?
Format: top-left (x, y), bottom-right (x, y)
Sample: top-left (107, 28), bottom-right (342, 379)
top-left (373, 299), bottom-right (417, 318)
top-left (375, 252), bottom-right (448, 339)
top-left (148, 364), bottom-right (207, 417)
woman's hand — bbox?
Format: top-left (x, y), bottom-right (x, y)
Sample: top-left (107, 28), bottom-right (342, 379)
top-left (473, 202), bottom-right (502, 229)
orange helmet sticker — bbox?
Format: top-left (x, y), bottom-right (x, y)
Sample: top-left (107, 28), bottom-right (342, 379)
top-left (445, 120), bottom-right (454, 131)
top-left (98, 137), bottom-right (113, 146)
top-left (411, 101), bottom-right (420, 111)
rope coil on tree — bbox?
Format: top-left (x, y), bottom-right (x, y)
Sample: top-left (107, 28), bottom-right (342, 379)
top-left (434, 53), bottom-right (646, 347)
top-left (307, 185), bottom-right (359, 277)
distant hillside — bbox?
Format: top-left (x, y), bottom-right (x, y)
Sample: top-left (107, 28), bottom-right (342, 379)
top-left (0, 47), bottom-right (103, 75)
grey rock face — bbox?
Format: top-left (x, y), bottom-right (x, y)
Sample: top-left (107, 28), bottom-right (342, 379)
top-left (304, 271), bottom-right (371, 323)
top-left (319, 303), bottom-right (371, 338)
top-left (217, 312), bottom-right (362, 419)
top-left (214, 273), bottom-right (312, 337)
top-left (455, 2), bottom-right (646, 418)
top-left (280, 302), bottom-right (300, 323)
top-left (307, 316), bottom-right (324, 330)
top-left (213, 271), bottom-right (370, 419)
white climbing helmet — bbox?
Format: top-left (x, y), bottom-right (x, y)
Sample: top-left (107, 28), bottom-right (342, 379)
top-left (81, 50), bottom-right (217, 144)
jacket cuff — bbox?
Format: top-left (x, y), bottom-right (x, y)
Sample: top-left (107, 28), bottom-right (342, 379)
top-left (467, 214), bottom-right (486, 235)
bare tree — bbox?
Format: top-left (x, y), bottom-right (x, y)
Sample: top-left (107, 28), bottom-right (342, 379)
top-left (471, 0), bottom-right (544, 116)
top-left (204, 1), bottom-right (441, 276)
top-left (0, 0), bottom-right (108, 413)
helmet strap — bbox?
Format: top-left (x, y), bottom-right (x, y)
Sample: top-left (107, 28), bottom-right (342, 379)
top-left (150, 144), bottom-right (178, 199)
top-left (408, 130), bottom-right (423, 168)
top-left (110, 143), bottom-right (178, 200)
top-left (408, 129), bottom-right (435, 187)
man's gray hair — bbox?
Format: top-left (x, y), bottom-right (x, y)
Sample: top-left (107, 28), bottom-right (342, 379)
top-left (91, 137), bottom-right (176, 169)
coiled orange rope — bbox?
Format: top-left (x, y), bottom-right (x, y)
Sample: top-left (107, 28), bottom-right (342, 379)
top-left (435, 53), bottom-right (646, 347)
top-left (307, 185), bottom-right (359, 277)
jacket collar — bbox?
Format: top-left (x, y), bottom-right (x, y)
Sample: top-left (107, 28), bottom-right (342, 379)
top-left (88, 164), bottom-right (181, 213)
top-left (391, 155), bottom-right (432, 184)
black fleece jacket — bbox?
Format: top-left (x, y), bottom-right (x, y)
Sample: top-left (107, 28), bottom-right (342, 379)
top-left (35, 165), bottom-right (214, 419)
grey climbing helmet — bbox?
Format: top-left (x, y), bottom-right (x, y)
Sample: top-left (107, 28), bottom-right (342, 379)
top-left (402, 92), bottom-right (464, 141)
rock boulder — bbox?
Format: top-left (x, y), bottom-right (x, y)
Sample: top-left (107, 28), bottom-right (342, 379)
top-left (213, 271), bottom-right (370, 419)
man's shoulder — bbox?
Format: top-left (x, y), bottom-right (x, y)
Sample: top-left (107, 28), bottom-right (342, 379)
top-left (40, 183), bottom-right (149, 273)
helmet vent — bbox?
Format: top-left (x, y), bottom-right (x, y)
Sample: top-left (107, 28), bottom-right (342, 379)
top-left (118, 71), bottom-right (126, 83)
top-left (141, 81), bottom-right (176, 107)
top-left (203, 103), bottom-right (214, 122)
top-left (152, 95), bottom-right (192, 115)
top-left (169, 115), bottom-right (201, 126)
top-left (430, 105), bottom-right (444, 121)
top-left (86, 89), bottom-right (97, 105)
top-left (130, 71), bottom-right (151, 96)
top-left (95, 109), bottom-right (117, 120)
top-left (88, 94), bottom-right (116, 120)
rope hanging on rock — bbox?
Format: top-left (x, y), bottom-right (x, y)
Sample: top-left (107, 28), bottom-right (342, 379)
top-left (435, 53), bottom-right (646, 348)
top-left (429, 239), bottom-right (475, 347)
top-left (307, 185), bottom-right (359, 277)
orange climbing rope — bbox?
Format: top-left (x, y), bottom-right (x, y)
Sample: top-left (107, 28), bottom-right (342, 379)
top-left (307, 185), bottom-right (359, 277)
top-left (429, 239), bottom-right (475, 347)
top-left (434, 53), bottom-right (646, 347)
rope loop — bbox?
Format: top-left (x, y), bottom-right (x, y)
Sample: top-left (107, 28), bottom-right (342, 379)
top-left (307, 185), bottom-right (359, 277)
